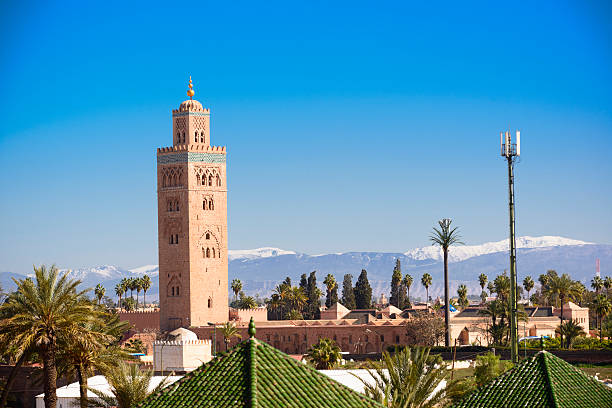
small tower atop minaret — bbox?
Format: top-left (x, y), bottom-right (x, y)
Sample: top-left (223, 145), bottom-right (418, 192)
top-left (171, 76), bottom-right (211, 146)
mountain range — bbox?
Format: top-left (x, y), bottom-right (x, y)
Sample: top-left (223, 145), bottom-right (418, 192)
top-left (1, 236), bottom-right (609, 303)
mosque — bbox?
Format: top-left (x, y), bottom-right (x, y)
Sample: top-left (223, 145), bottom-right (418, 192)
top-left (120, 79), bottom-right (589, 357)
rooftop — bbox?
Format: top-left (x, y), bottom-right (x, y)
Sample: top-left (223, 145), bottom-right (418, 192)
top-left (452, 351), bottom-right (612, 407)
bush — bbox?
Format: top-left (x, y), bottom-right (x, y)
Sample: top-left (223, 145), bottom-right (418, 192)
top-left (573, 337), bottom-right (612, 350)
top-left (474, 352), bottom-right (513, 387)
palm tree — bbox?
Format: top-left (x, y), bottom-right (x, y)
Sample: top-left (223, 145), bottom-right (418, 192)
top-left (94, 284), bottom-right (106, 305)
top-left (594, 295), bottom-right (612, 340)
top-left (430, 218), bottom-right (463, 348)
top-left (238, 295), bottom-right (258, 309)
top-left (220, 322), bottom-right (242, 351)
top-left (591, 276), bottom-right (604, 294)
top-left (306, 338), bottom-right (341, 369)
top-left (421, 273), bottom-right (432, 306)
top-left (61, 312), bottom-right (130, 408)
top-left (231, 279), bottom-right (242, 303)
top-left (114, 283), bottom-right (124, 311)
top-left (478, 273), bottom-right (487, 296)
top-left (0, 265), bottom-right (99, 408)
top-left (287, 286), bottom-right (307, 317)
top-left (545, 273), bottom-right (583, 346)
top-left (134, 278), bottom-right (143, 310)
top-left (555, 319), bottom-right (585, 349)
top-left (403, 274), bottom-right (413, 306)
top-left (604, 276), bottom-right (612, 297)
top-left (457, 284), bottom-right (468, 309)
top-left (90, 362), bottom-right (169, 408)
top-left (141, 275), bottom-right (151, 309)
top-left (358, 346), bottom-right (458, 408)
top-left (323, 274), bottom-right (337, 308)
top-left (523, 276), bottom-right (534, 305)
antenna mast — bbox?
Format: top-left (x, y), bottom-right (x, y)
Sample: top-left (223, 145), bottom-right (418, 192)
top-left (501, 129), bottom-right (521, 364)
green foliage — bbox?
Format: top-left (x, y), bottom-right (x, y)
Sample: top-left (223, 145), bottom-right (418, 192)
top-left (220, 322), bottom-right (242, 351)
top-left (523, 276), bottom-right (534, 301)
top-left (89, 362), bottom-right (169, 408)
top-left (457, 284), bottom-right (469, 309)
top-left (478, 274), bottom-right (488, 291)
top-left (265, 283), bottom-right (307, 320)
top-left (421, 273), bottom-right (432, 303)
top-left (572, 336), bottom-right (612, 350)
top-left (354, 269), bottom-right (372, 309)
top-left (124, 339), bottom-right (146, 354)
top-left (473, 353), bottom-right (513, 387)
top-left (323, 274), bottom-right (338, 308)
top-left (402, 274), bottom-right (413, 309)
top-left (94, 284), bottom-right (106, 304)
top-left (390, 260), bottom-right (402, 308)
top-left (306, 338), bottom-right (341, 369)
top-left (122, 296), bottom-right (136, 311)
top-left (555, 319), bottom-right (586, 349)
top-left (341, 274), bottom-right (356, 310)
top-left (231, 279), bottom-right (242, 301)
top-left (304, 271), bottom-right (321, 319)
top-left (357, 346), bottom-right (459, 408)
top-left (0, 265), bottom-right (107, 408)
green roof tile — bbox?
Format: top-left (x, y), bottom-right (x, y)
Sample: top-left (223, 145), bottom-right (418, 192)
top-left (452, 351), bottom-right (612, 408)
top-left (138, 321), bottom-right (382, 408)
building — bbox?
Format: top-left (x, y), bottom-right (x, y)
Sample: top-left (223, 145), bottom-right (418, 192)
top-left (157, 78), bottom-right (229, 330)
top-left (138, 319), bottom-right (382, 408)
top-left (153, 328), bottom-right (212, 373)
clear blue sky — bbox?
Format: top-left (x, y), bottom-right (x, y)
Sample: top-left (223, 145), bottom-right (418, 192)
top-left (1, 1), bottom-right (610, 273)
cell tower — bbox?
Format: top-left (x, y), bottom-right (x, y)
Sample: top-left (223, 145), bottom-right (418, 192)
top-left (596, 258), bottom-right (600, 278)
top-left (500, 129), bottom-right (521, 364)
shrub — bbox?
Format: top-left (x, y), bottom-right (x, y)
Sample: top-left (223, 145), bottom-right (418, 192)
top-left (474, 352), bottom-right (513, 387)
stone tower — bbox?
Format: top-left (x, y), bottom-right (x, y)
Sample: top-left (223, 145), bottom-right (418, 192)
top-left (157, 78), bottom-right (228, 330)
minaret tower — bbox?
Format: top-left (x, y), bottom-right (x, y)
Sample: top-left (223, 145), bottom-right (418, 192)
top-left (157, 77), bottom-right (228, 330)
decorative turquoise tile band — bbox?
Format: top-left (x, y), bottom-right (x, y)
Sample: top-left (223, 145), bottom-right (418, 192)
top-left (158, 152), bottom-right (226, 164)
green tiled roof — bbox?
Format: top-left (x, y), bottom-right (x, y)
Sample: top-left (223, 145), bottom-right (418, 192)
top-left (138, 321), bottom-right (381, 408)
top-left (452, 351), bottom-right (612, 408)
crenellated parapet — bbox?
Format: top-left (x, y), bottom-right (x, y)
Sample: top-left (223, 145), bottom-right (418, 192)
top-left (157, 145), bottom-right (226, 154)
top-left (153, 339), bottom-right (212, 346)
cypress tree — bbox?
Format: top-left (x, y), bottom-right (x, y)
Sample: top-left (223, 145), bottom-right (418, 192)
top-left (354, 269), bottom-right (372, 309)
top-left (341, 274), bottom-right (356, 310)
top-left (389, 259), bottom-right (402, 307)
top-left (299, 274), bottom-right (308, 291)
top-left (306, 271), bottom-right (321, 319)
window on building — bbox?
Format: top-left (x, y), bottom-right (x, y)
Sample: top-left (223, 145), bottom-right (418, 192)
top-left (349, 335), bottom-right (352, 344)
top-left (380, 335), bottom-right (384, 342)
top-left (216, 175), bottom-right (221, 186)
top-left (212, 248), bottom-right (216, 258)
top-left (175, 201), bottom-right (179, 211)
top-left (210, 198), bottom-right (214, 210)
top-left (171, 287), bottom-right (175, 296)
top-left (176, 286), bottom-right (180, 296)
top-left (206, 232), bottom-right (210, 240)
top-left (203, 200), bottom-right (207, 210)
top-left (175, 234), bottom-right (179, 244)
top-left (395, 335), bottom-right (400, 343)
top-left (208, 175), bottom-right (213, 186)
top-left (169, 235), bottom-right (174, 244)
top-left (208, 298), bottom-right (212, 308)
top-left (206, 248), bottom-right (210, 258)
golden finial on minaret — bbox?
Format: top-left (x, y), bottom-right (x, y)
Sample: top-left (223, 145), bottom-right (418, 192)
top-left (187, 76), bottom-right (195, 99)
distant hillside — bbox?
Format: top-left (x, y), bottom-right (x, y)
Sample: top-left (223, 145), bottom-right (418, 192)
top-left (1, 236), bottom-right (608, 302)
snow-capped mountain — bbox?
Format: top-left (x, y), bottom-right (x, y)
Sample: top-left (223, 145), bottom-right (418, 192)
top-left (403, 236), bottom-right (592, 263)
top-left (1, 236), bottom-right (608, 302)
top-left (228, 247), bottom-right (298, 261)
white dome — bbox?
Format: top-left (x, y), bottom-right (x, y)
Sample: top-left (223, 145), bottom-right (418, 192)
top-left (169, 327), bottom-right (198, 341)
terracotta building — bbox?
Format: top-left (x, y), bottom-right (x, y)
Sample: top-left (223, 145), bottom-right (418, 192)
top-left (157, 78), bottom-right (229, 330)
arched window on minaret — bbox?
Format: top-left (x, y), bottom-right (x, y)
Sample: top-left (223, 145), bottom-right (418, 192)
top-left (208, 175), bottom-right (213, 186)
top-left (175, 200), bottom-right (179, 211)
top-left (216, 175), bottom-right (221, 187)
top-left (208, 298), bottom-right (212, 308)
top-left (206, 248), bottom-right (210, 258)
top-left (210, 198), bottom-right (214, 210)
top-left (200, 133), bottom-right (205, 143)
top-left (202, 199), bottom-right (207, 210)
top-left (212, 248), bottom-right (215, 258)
top-left (205, 232), bottom-right (210, 240)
